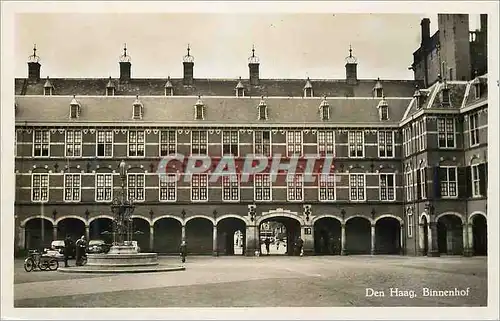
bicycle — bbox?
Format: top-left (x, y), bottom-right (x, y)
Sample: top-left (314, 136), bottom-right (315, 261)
top-left (24, 249), bottom-right (59, 272)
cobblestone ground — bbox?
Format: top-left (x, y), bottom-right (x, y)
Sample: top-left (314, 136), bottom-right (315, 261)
top-left (13, 256), bottom-right (487, 307)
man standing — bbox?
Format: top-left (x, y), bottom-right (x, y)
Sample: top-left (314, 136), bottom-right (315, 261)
top-left (295, 236), bottom-right (304, 256)
top-left (264, 237), bottom-right (271, 255)
top-left (75, 235), bottom-right (87, 266)
top-left (180, 240), bottom-right (187, 263)
top-left (63, 235), bottom-right (72, 267)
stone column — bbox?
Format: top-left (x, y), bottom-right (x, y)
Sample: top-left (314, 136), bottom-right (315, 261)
top-left (149, 226), bottom-right (154, 252)
top-left (465, 222), bottom-right (474, 256)
top-left (399, 224), bottom-right (405, 255)
top-left (341, 223), bottom-right (347, 255)
top-left (181, 225), bottom-right (186, 240)
top-left (212, 225), bottom-right (218, 256)
top-left (301, 225), bottom-right (314, 256)
top-left (370, 223), bottom-right (376, 255)
top-left (418, 223), bottom-right (426, 256)
top-left (18, 226), bottom-right (26, 250)
top-left (428, 221), bottom-right (440, 257)
top-left (446, 225), bottom-right (453, 255)
top-left (52, 225), bottom-right (58, 241)
top-left (245, 225), bottom-right (258, 256)
top-left (85, 225), bottom-right (90, 241)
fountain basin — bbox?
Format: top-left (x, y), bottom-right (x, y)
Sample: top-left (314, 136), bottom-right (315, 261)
top-left (87, 252), bottom-right (159, 267)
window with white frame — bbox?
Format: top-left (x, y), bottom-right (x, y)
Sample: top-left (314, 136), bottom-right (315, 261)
top-left (407, 208), bottom-right (413, 238)
top-left (416, 119), bottom-right (426, 151)
top-left (287, 131), bottom-right (302, 157)
top-left (95, 173), bottom-right (113, 201)
top-left (64, 173), bottom-right (81, 202)
top-left (222, 175), bottom-right (239, 201)
top-left (287, 174), bottom-right (303, 201)
top-left (471, 164), bottom-right (481, 197)
top-left (405, 168), bottom-right (413, 201)
top-left (317, 131), bottom-right (335, 156)
top-left (319, 174), bottom-right (335, 201)
top-left (417, 167), bottom-right (426, 199)
top-left (349, 173), bottom-right (365, 201)
top-left (348, 131), bottom-right (364, 158)
top-left (222, 131), bottom-right (239, 156)
top-left (254, 130), bottom-right (271, 157)
top-left (469, 113), bottom-right (479, 146)
top-left (403, 127), bottom-right (412, 157)
top-left (191, 130), bottom-right (208, 155)
top-left (439, 167), bottom-right (457, 198)
top-left (474, 83), bottom-right (481, 99)
top-left (378, 131), bottom-right (394, 158)
top-left (96, 130), bottom-right (113, 157)
top-left (128, 130), bottom-right (145, 157)
top-left (437, 118), bottom-right (456, 148)
top-left (65, 130), bottom-right (82, 157)
top-left (379, 173), bottom-right (395, 201)
top-left (254, 174), bottom-right (271, 201)
top-left (127, 173), bottom-right (145, 201)
top-left (191, 174), bottom-right (208, 201)
top-left (31, 173), bottom-right (49, 202)
top-left (160, 130), bottom-right (176, 156)
top-left (33, 130), bottom-right (50, 157)
top-left (159, 174), bottom-right (177, 201)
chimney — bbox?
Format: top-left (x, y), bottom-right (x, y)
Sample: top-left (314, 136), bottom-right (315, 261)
top-left (248, 46), bottom-right (260, 86)
top-left (421, 18), bottom-right (431, 46)
top-left (27, 44), bottom-right (41, 82)
top-left (119, 44), bottom-right (131, 81)
top-left (183, 45), bottom-right (194, 86)
top-left (345, 45), bottom-right (358, 85)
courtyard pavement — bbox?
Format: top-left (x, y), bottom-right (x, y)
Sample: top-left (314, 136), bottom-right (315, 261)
top-left (13, 255), bottom-right (487, 308)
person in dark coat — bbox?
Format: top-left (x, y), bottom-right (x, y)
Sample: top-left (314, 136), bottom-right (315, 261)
top-left (295, 236), bottom-right (304, 256)
top-left (63, 235), bottom-right (72, 267)
top-left (264, 237), bottom-right (271, 255)
top-left (75, 235), bottom-right (87, 266)
top-left (180, 240), bottom-right (187, 263)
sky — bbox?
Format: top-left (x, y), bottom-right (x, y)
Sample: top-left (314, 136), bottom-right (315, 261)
top-left (14, 13), bottom-right (481, 80)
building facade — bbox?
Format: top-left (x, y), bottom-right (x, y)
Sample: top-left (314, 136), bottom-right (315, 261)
top-left (14, 14), bottom-right (488, 257)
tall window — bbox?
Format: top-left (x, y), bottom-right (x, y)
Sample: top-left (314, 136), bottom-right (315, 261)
top-left (96, 130), bottom-right (113, 158)
top-left (437, 118), bottom-right (456, 148)
top-left (254, 130), bottom-right (271, 157)
top-left (254, 174), bottom-right (271, 201)
top-left (222, 175), bottom-right (239, 201)
top-left (287, 174), bottom-right (303, 201)
top-left (417, 167), bottom-right (426, 200)
top-left (469, 113), bottom-right (480, 146)
top-left (127, 173), bottom-right (145, 201)
top-left (319, 174), bottom-right (336, 201)
top-left (378, 131), bottom-right (394, 158)
top-left (439, 167), bottom-right (457, 198)
top-left (191, 174), bottom-right (208, 201)
top-left (222, 131), bottom-right (239, 156)
top-left (191, 131), bottom-right (208, 155)
top-left (349, 174), bottom-right (365, 201)
top-left (31, 173), bottom-right (49, 202)
top-left (287, 131), bottom-right (302, 157)
top-left (348, 131), bottom-right (364, 158)
top-left (128, 131), bottom-right (145, 157)
top-left (416, 119), bottom-right (426, 152)
top-left (317, 131), bottom-right (335, 155)
top-left (407, 208), bottom-right (413, 238)
top-left (379, 174), bottom-right (395, 201)
top-left (64, 174), bottom-right (81, 202)
top-left (160, 130), bottom-right (176, 156)
top-left (33, 130), bottom-right (50, 157)
top-left (403, 127), bottom-right (412, 157)
top-left (95, 173), bottom-right (113, 201)
top-left (65, 130), bottom-right (82, 157)
top-left (159, 174), bottom-right (176, 202)
top-left (471, 164), bottom-right (481, 197)
top-left (405, 168), bottom-right (413, 202)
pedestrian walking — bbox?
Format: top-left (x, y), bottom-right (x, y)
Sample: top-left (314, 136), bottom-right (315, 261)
top-left (295, 236), bottom-right (304, 256)
top-left (180, 240), bottom-right (187, 263)
top-left (75, 235), bottom-right (87, 266)
top-left (264, 237), bottom-right (271, 255)
top-left (63, 234), bottom-right (72, 267)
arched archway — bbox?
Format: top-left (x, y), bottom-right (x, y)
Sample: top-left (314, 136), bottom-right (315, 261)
top-left (132, 217), bottom-right (151, 252)
top-left (89, 217), bottom-right (113, 244)
top-left (345, 216), bottom-right (371, 255)
top-left (153, 218), bottom-right (182, 254)
top-left (258, 216), bottom-right (301, 256)
top-left (57, 217), bottom-right (86, 242)
top-left (24, 217), bottom-right (54, 250)
top-left (217, 216), bottom-right (246, 256)
top-left (313, 217), bottom-right (342, 255)
top-left (472, 214), bottom-right (487, 256)
top-left (375, 217), bottom-right (401, 254)
top-left (437, 214), bottom-right (463, 255)
top-left (185, 217), bottom-right (213, 255)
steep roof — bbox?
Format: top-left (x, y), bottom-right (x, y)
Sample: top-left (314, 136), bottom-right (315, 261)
top-left (15, 96), bottom-right (412, 126)
top-left (463, 74), bottom-right (488, 107)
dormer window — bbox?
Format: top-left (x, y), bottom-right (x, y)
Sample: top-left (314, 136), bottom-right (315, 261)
top-left (413, 87), bottom-right (425, 110)
top-left (377, 97), bottom-right (389, 121)
top-left (132, 95), bottom-right (144, 120)
top-left (319, 98), bottom-right (330, 121)
top-left (258, 97), bottom-right (268, 120)
top-left (235, 77), bottom-right (245, 97)
top-left (194, 96), bottom-right (205, 120)
top-left (106, 77), bottom-right (115, 96)
top-left (303, 77), bottom-right (313, 98)
top-left (43, 76), bottom-right (53, 96)
top-left (471, 77), bottom-right (481, 99)
top-left (165, 76), bottom-right (173, 96)
top-left (373, 78), bottom-right (383, 98)
top-left (69, 95), bottom-right (81, 119)
top-left (440, 86), bottom-right (451, 107)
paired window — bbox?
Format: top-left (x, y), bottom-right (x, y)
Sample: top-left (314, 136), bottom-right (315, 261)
top-left (287, 174), bottom-right (303, 202)
top-left (439, 167), bottom-right (457, 198)
top-left (417, 167), bottom-right (426, 200)
top-left (349, 174), bottom-right (365, 201)
top-left (191, 174), bottom-right (208, 201)
top-left (159, 174), bottom-right (177, 202)
top-left (222, 175), bottom-right (239, 201)
top-left (33, 130), bottom-right (50, 157)
top-left (127, 173), bottom-right (145, 201)
top-left (128, 131), bottom-right (145, 157)
top-left (191, 131), bottom-right (208, 155)
top-left (64, 174), bottom-right (81, 202)
top-left (32, 173), bottom-right (49, 202)
top-left (317, 131), bottom-right (335, 156)
top-left (254, 130), bottom-right (271, 157)
top-left (403, 127), bottom-right (412, 157)
top-left (287, 131), bottom-right (302, 157)
top-left (378, 131), bottom-right (394, 158)
top-left (160, 130), bottom-right (176, 156)
top-left (348, 131), bottom-right (364, 158)
top-left (471, 165), bottom-right (481, 197)
top-left (469, 113), bottom-right (480, 146)
top-left (379, 174), bottom-right (395, 201)
top-left (405, 169), bottom-right (413, 202)
top-left (96, 130), bottom-right (113, 158)
top-left (319, 174), bottom-right (336, 201)
top-left (95, 173), bottom-right (113, 201)
top-left (254, 174), bottom-right (272, 201)
top-left (437, 118), bottom-right (456, 148)
top-left (407, 208), bottom-right (413, 238)
top-left (415, 119), bottom-right (426, 152)
top-left (222, 131), bottom-right (239, 156)
top-left (65, 130), bottom-right (82, 157)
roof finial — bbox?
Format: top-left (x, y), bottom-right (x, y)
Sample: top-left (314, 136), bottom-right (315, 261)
top-left (187, 44), bottom-right (191, 57)
top-left (252, 45), bottom-right (255, 57)
top-left (349, 44), bottom-right (353, 58)
top-left (33, 44), bottom-right (37, 57)
top-left (123, 43), bottom-right (127, 57)
top-left (120, 43), bottom-right (131, 62)
top-left (28, 43), bottom-right (40, 63)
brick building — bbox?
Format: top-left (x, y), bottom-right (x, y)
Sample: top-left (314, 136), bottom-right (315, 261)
top-left (14, 14), bottom-right (488, 257)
